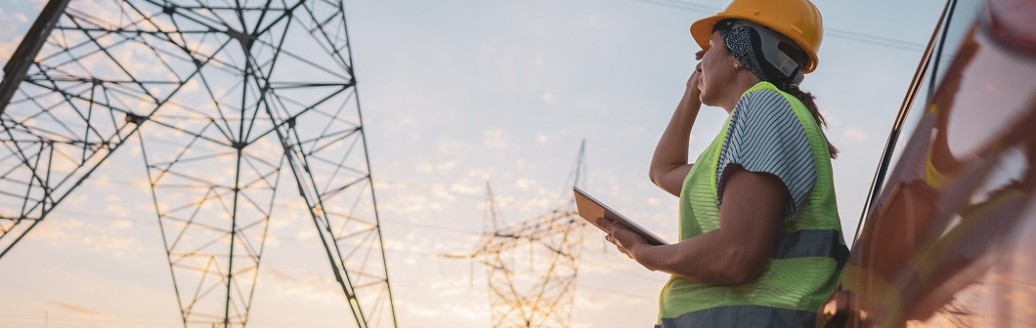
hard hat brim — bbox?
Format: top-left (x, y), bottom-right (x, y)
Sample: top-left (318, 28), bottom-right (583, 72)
top-left (689, 15), bottom-right (727, 51)
top-left (690, 14), bottom-right (819, 73)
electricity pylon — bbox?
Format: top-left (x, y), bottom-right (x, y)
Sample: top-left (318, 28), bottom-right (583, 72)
top-left (0, 1), bottom-right (396, 327)
top-left (453, 141), bottom-right (588, 328)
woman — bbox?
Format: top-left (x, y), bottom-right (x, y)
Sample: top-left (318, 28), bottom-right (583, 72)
top-left (598, 0), bottom-right (849, 326)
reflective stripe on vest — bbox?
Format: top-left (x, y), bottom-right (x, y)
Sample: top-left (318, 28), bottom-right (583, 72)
top-left (655, 305), bottom-right (816, 328)
top-left (774, 230), bottom-right (849, 268)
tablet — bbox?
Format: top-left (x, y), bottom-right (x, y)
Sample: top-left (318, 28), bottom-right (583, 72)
top-left (573, 187), bottom-right (669, 245)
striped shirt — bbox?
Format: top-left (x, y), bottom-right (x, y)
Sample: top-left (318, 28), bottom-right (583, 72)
top-left (716, 89), bottom-right (817, 220)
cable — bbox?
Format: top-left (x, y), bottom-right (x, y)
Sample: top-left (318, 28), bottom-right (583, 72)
top-left (621, 0), bottom-right (718, 14)
top-left (826, 29), bottom-right (924, 52)
top-left (371, 176), bottom-right (484, 200)
top-left (618, 0), bottom-right (926, 52)
top-left (379, 218), bottom-right (484, 236)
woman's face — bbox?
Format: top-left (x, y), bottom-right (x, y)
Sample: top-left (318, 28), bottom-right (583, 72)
top-left (698, 32), bottom-right (739, 107)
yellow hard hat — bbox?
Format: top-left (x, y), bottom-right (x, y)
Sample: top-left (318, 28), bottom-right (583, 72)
top-left (690, 0), bottom-right (823, 73)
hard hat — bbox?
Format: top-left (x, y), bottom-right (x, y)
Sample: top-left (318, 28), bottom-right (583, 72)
top-left (690, 0), bottom-right (823, 73)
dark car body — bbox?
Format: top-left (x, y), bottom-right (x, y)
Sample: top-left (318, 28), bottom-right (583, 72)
top-left (819, 0), bottom-right (1036, 326)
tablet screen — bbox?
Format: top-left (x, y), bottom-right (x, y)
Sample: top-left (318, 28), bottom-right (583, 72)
top-left (573, 187), bottom-right (669, 245)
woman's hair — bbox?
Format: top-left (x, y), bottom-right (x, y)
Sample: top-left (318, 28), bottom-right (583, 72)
top-left (770, 41), bottom-right (838, 159)
top-left (783, 84), bottom-right (839, 159)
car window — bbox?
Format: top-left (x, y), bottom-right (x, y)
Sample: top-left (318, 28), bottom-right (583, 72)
top-left (874, 0), bottom-right (986, 202)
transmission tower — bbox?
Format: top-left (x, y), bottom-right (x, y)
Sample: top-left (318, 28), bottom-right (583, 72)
top-left (456, 141), bottom-right (588, 328)
top-left (0, 1), bottom-right (396, 327)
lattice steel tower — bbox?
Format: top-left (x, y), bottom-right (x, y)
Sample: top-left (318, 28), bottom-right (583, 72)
top-left (0, 1), bottom-right (396, 327)
top-left (455, 142), bottom-right (588, 328)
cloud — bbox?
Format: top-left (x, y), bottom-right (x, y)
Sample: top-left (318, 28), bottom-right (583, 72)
top-left (514, 178), bottom-right (537, 190)
top-left (576, 13), bottom-right (605, 29)
top-left (416, 160), bottom-right (459, 173)
top-left (844, 126), bottom-right (868, 143)
top-left (483, 129), bottom-right (509, 150)
top-left (397, 115), bottom-right (416, 128)
top-left (450, 180), bottom-right (484, 197)
top-left (394, 297), bottom-right (490, 322)
top-left (515, 194), bottom-right (561, 213)
top-left (824, 112), bottom-right (844, 128)
top-left (438, 137), bottom-right (467, 153)
top-left (0, 5), bottom-right (32, 62)
top-left (536, 133), bottom-right (549, 144)
top-left (437, 161), bottom-right (459, 171)
top-left (49, 301), bottom-right (108, 318)
top-left (29, 216), bottom-right (146, 259)
top-left (0, 37), bottom-right (22, 65)
top-left (79, 234), bottom-right (143, 259)
top-left (265, 267), bottom-right (344, 305)
top-left (542, 92), bottom-right (558, 104)
top-left (380, 193), bottom-right (444, 215)
top-left (105, 203), bottom-right (130, 219)
top-left (110, 219), bottom-right (133, 230)
top-left (571, 292), bottom-right (611, 311)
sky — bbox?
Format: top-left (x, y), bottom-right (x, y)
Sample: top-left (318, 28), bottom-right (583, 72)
top-left (0, 0), bottom-right (946, 327)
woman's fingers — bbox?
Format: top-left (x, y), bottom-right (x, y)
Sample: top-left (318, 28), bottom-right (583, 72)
top-left (600, 218), bottom-right (627, 245)
top-left (615, 244), bottom-right (633, 259)
top-left (596, 217), bottom-right (616, 233)
top-left (600, 218), bottom-right (639, 259)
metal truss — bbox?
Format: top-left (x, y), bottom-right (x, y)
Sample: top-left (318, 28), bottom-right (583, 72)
top-left (455, 142), bottom-right (588, 328)
top-left (481, 205), bottom-right (585, 328)
top-left (0, 0), bottom-right (396, 327)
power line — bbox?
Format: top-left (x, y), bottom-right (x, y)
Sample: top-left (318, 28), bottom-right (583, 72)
top-left (4, 201), bottom-right (669, 280)
top-left (618, 0), bottom-right (926, 52)
top-left (621, 0), bottom-right (719, 14)
top-left (42, 199), bottom-right (483, 237)
top-left (826, 29), bottom-right (924, 52)
top-left (372, 176), bottom-right (485, 200)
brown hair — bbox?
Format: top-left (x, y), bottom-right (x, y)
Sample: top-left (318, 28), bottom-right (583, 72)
top-left (784, 84), bottom-right (839, 159)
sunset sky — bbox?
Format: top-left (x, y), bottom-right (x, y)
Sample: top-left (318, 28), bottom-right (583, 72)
top-left (0, 0), bottom-right (946, 327)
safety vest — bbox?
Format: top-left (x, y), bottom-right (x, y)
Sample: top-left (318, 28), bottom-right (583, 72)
top-left (657, 81), bottom-right (849, 327)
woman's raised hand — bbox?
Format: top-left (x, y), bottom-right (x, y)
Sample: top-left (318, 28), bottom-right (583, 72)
top-left (685, 50), bottom-right (705, 96)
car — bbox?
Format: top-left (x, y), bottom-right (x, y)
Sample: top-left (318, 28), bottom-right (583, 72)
top-left (818, 0), bottom-right (1036, 326)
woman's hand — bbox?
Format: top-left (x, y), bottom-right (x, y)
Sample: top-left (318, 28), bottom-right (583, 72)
top-left (597, 217), bottom-right (652, 266)
top-left (649, 54), bottom-right (706, 197)
top-left (685, 50), bottom-right (705, 91)
top-left (686, 68), bottom-right (702, 97)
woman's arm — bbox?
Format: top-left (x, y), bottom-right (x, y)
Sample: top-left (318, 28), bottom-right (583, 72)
top-left (602, 166), bottom-right (786, 285)
top-left (649, 62), bottom-right (704, 197)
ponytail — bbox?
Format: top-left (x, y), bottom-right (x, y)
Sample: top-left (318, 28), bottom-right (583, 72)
top-left (785, 84), bottom-right (838, 159)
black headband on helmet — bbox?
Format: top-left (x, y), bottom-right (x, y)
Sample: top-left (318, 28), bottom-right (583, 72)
top-left (714, 20), bottom-right (808, 88)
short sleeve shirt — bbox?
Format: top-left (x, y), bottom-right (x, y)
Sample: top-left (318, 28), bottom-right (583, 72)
top-left (716, 89), bottom-right (817, 221)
